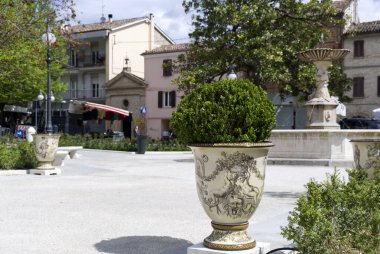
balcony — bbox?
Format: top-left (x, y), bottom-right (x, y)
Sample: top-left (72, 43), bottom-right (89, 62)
top-left (68, 54), bottom-right (105, 68)
top-left (61, 88), bottom-right (105, 100)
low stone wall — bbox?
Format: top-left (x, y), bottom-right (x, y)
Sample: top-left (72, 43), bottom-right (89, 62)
top-left (269, 130), bottom-right (380, 166)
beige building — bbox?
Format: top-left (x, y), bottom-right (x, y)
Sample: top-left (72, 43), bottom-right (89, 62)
top-left (59, 14), bottom-right (173, 134)
top-left (343, 21), bottom-right (380, 117)
top-left (61, 14), bottom-right (173, 105)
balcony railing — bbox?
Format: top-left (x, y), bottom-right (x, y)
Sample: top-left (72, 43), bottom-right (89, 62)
top-left (68, 54), bottom-right (105, 68)
top-left (61, 88), bottom-right (105, 100)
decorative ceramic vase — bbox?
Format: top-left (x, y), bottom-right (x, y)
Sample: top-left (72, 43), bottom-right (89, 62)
top-left (190, 143), bottom-right (273, 250)
top-left (350, 139), bottom-right (380, 179)
top-left (33, 134), bottom-right (61, 170)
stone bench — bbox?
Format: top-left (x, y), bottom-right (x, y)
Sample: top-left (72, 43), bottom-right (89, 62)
top-left (57, 146), bottom-right (83, 159)
top-left (53, 150), bottom-right (70, 167)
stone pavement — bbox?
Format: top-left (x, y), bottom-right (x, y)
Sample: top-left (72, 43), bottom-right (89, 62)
top-left (0, 150), bottom-right (349, 254)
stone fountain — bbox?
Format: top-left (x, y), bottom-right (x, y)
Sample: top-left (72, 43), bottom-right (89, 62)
top-left (298, 48), bottom-right (350, 129)
top-left (268, 48), bottom-right (380, 167)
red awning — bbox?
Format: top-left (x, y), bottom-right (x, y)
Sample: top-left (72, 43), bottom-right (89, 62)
top-left (84, 102), bottom-right (130, 116)
top-left (68, 100), bottom-right (130, 116)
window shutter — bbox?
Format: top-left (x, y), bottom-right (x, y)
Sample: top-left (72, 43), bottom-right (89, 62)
top-left (170, 91), bottom-right (176, 108)
top-left (354, 40), bottom-right (364, 57)
top-left (163, 59), bottom-right (173, 76)
top-left (353, 77), bottom-right (364, 97)
top-left (158, 91), bottom-right (163, 108)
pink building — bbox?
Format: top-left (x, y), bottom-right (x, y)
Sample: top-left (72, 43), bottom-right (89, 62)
top-left (142, 44), bottom-right (189, 140)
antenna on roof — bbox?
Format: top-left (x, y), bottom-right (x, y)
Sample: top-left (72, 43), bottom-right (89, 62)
top-left (100, 0), bottom-right (106, 23)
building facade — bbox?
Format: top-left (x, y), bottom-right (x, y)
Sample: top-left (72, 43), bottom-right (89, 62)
top-left (343, 21), bottom-right (380, 117)
top-left (58, 14), bottom-right (173, 134)
top-left (142, 44), bottom-right (189, 140)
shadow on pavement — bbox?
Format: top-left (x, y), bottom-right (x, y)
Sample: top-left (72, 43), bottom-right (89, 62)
top-left (263, 191), bottom-right (301, 199)
top-left (94, 235), bottom-right (193, 254)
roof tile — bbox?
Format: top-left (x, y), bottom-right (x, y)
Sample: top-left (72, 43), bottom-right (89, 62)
top-left (70, 17), bottom-right (147, 33)
top-left (142, 43), bottom-right (190, 55)
top-left (346, 20), bottom-right (380, 34)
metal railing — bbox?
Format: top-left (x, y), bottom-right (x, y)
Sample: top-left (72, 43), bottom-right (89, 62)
top-left (68, 54), bottom-right (105, 68)
top-left (61, 88), bottom-right (105, 100)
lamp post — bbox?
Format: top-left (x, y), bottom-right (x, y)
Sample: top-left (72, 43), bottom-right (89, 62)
top-left (37, 90), bottom-right (55, 133)
top-left (41, 25), bottom-right (56, 134)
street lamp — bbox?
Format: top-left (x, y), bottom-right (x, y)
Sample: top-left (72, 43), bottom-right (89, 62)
top-left (227, 66), bottom-right (237, 80)
top-left (41, 25), bottom-right (56, 134)
top-left (37, 90), bottom-right (55, 132)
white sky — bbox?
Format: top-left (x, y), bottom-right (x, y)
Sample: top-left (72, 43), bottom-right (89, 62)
top-left (74, 0), bottom-right (380, 44)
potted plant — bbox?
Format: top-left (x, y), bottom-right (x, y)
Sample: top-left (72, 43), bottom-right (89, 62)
top-left (33, 133), bottom-right (60, 170)
top-left (350, 139), bottom-right (380, 179)
top-left (170, 79), bottom-right (276, 250)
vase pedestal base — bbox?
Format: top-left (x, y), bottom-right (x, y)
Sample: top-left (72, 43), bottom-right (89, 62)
top-left (202, 222), bottom-right (256, 251)
top-left (29, 168), bottom-right (61, 176)
top-left (188, 242), bottom-right (270, 254)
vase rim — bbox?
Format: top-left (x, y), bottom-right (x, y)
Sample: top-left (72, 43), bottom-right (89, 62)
top-left (189, 141), bottom-right (274, 148)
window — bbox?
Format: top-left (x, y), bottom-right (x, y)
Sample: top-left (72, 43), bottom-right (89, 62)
top-left (69, 49), bottom-right (77, 67)
top-left (92, 83), bottom-right (99, 98)
top-left (162, 59), bottom-right (173, 76)
top-left (92, 51), bottom-right (99, 64)
top-left (353, 77), bottom-right (364, 97)
top-left (378, 77), bottom-right (380, 97)
top-left (70, 76), bottom-right (78, 98)
top-left (158, 91), bottom-right (176, 108)
top-left (354, 40), bottom-right (364, 57)
top-left (91, 74), bottom-right (99, 98)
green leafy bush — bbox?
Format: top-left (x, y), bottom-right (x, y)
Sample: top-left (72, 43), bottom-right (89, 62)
top-left (0, 140), bottom-right (37, 170)
top-left (282, 168), bottom-right (380, 253)
top-left (170, 79), bottom-right (276, 144)
top-left (58, 133), bottom-right (189, 152)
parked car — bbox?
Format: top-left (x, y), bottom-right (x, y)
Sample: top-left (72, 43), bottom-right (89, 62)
top-left (339, 118), bottom-right (380, 129)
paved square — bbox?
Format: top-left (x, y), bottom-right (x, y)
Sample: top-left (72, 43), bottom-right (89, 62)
top-left (0, 150), bottom-right (346, 254)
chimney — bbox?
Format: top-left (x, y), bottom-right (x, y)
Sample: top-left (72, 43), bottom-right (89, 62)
top-left (108, 14), bottom-right (113, 23)
top-left (149, 13), bottom-right (154, 50)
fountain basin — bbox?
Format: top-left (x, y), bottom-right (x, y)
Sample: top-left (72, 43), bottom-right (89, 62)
top-left (298, 48), bottom-right (350, 62)
top-left (268, 129), bottom-right (380, 166)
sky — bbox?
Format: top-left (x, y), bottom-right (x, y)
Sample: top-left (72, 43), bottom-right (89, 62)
top-left (74, 0), bottom-right (380, 44)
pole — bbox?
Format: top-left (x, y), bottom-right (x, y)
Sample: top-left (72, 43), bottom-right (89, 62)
top-left (45, 26), bottom-right (53, 134)
top-left (35, 101), bottom-right (38, 131)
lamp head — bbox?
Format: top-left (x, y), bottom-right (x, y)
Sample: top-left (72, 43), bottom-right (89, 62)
top-left (227, 69), bottom-right (237, 80)
top-left (41, 31), bottom-right (56, 45)
top-left (37, 92), bottom-right (44, 101)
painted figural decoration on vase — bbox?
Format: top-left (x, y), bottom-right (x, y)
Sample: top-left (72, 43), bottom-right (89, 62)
top-left (196, 151), bottom-right (263, 219)
top-left (190, 145), bottom-right (271, 250)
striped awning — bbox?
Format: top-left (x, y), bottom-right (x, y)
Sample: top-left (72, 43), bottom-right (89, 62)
top-left (68, 100), bottom-right (130, 116)
top-left (84, 102), bottom-right (130, 116)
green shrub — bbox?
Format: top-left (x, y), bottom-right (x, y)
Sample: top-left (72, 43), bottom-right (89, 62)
top-left (0, 140), bottom-right (37, 170)
top-left (58, 133), bottom-right (189, 152)
top-left (282, 168), bottom-right (380, 253)
top-left (170, 79), bottom-right (276, 144)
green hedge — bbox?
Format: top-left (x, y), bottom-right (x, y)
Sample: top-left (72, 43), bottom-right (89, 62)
top-left (0, 137), bottom-right (38, 170)
top-left (58, 133), bottom-right (189, 152)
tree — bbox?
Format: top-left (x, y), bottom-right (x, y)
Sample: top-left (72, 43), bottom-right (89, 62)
top-left (175, 0), bottom-right (345, 97)
top-left (0, 0), bottom-right (75, 106)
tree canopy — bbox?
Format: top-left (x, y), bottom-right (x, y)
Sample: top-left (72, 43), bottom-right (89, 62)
top-left (175, 0), bottom-right (348, 98)
top-left (0, 0), bottom-right (75, 105)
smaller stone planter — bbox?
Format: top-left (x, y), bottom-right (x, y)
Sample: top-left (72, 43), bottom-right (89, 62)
top-left (33, 134), bottom-right (61, 170)
top-left (350, 139), bottom-right (380, 178)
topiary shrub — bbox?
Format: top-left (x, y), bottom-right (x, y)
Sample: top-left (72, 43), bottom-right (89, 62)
top-left (170, 79), bottom-right (276, 144)
top-left (282, 168), bottom-right (380, 253)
